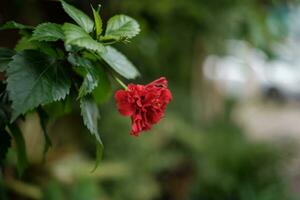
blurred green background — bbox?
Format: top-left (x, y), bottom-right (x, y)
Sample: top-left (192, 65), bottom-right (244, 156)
top-left (1, 0), bottom-right (300, 199)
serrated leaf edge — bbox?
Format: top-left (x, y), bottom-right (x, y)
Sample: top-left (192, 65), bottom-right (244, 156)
top-left (31, 22), bottom-right (64, 42)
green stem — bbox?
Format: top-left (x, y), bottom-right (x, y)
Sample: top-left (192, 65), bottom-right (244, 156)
top-left (113, 75), bottom-right (128, 90)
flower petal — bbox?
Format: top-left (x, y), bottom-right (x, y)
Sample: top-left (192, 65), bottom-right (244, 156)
top-left (115, 90), bottom-right (135, 116)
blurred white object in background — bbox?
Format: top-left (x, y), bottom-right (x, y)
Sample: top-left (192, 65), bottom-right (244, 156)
top-left (203, 40), bottom-right (300, 101)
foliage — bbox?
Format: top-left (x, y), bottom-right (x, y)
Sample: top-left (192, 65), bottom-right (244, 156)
top-left (0, 0), bottom-right (141, 173)
top-left (100, 110), bottom-right (296, 200)
top-left (0, 1), bottom-right (298, 200)
top-left (33, 108), bottom-right (295, 200)
top-left (104, 0), bottom-right (292, 90)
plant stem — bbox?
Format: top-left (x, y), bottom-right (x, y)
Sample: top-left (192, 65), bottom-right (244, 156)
top-left (113, 75), bottom-right (128, 90)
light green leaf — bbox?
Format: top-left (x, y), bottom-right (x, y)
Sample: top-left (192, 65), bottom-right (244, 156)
top-left (7, 50), bottom-right (71, 121)
top-left (92, 5), bottom-right (103, 38)
top-left (15, 36), bottom-right (39, 51)
top-left (0, 21), bottom-right (33, 30)
top-left (68, 54), bottom-right (100, 98)
top-left (8, 124), bottom-right (28, 176)
top-left (104, 15), bottom-right (140, 41)
top-left (63, 23), bottom-right (105, 54)
top-left (100, 46), bottom-right (139, 79)
top-left (60, 0), bottom-right (94, 33)
top-left (31, 23), bottom-right (64, 42)
top-left (80, 97), bottom-right (102, 144)
top-left (0, 48), bottom-right (15, 72)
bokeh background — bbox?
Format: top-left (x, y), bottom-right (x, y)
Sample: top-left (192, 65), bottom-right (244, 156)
top-left (1, 0), bottom-right (300, 199)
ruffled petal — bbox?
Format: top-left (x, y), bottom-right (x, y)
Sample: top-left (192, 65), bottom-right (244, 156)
top-left (115, 77), bottom-right (172, 136)
top-left (115, 90), bottom-right (135, 116)
top-left (147, 77), bottom-right (168, 88)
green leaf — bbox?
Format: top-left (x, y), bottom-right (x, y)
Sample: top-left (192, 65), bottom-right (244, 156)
top-left (15, 36), bottom-right (59, 58)
top-left (63, 23), bottom-right (105, 54)
top-left (15, 31), bottom-right (64, 58)
top-left (68, 54), bottom-right (111, 102)
top-left (31, 23), bottom-right (64, 42)
top-left (92, 142), bottom-right (103, 172)
top-left (80, 97), bottom-right (103, 170)
top-left (15, 36), bottom-right (39, 51)
top-left (7, 50), bottom-right (71, 121)
top-left (0, 21), bottom-right (33, 30)
top-left (68, 55), bottom-right (100, 98)
top-left (0, 129), bottom-right (11, 165)
top-left (0, 48), bottom-right (15, 72)
top-left (79, 67), bottom-right (104, 99)
top-left (8, 124), bottom-right (28, 176)
top-left (92, 66), bottom-right (112, 104)
top-left (104, 15), bottom-right (140, 41)
top-left (80, 97), bottom-right (101, 143)
top-left (99, 35), bottom-right (118, 44)
top-left (37, 109), bottom-right (52, 158)
top-left (60, 0), bottom-right (94, 33)
top-left (92, 5), bottom-right (102, 38)
top-left (100, 46), bottom-right (139, 79)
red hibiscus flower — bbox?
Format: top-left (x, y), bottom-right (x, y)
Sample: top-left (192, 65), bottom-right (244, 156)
top-left (115, 77), bottom-right (172, 136)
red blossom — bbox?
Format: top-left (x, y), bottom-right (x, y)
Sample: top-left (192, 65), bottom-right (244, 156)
top-left (115, 77), bottom-right (172, 136)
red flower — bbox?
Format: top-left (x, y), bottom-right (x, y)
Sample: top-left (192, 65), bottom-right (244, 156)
top-left (115, 77), bottom-right (172, 136)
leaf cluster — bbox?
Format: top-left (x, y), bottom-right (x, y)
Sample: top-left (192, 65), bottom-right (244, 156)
top-left (0, 0), bottom-right (141, 174)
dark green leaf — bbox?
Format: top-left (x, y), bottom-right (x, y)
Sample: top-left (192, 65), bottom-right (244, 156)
top-left (0, 92), bottom-right (10, 127)
top-left (0, 48), bottom-right (15, 72)
top-left (68, 54), bottom-right (100, 98)
top-left (92, 5), bottom-right (103, 38)
top-left (80, 97), bottom-right (103, 170)
top-left (60, 0), bottom-right (94, 33)
top-left (0, 21), bottom-right (33, 30)
top-left (63, 23), bottom-right (105, 54)
top-left (0, 109), bottom-right (8, 128)
top-left (100, 46), bottom-right (139, 79)
top-left (80, 97), bottom-right (101, 143)
top-left (37, 109), bottom-right (52, 158)
top-left (15, 36), bottom-right (60, 58)
top-left (31, 23), bottom-right (64, 42)
top-left (15, 36), bottom-right (59, 58)
top-left (7, 50), bottom-right (71, 121)
top-left (0, 170), bottom-right (8, 200)
top-left (8, 124), bottom-right (28, 176)
top-left (0, 129), bottom-right (11, 165)
top-left (78, 67), bottom-right (101, 98)
top-left (104, 15), bottom-right (140, 41)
